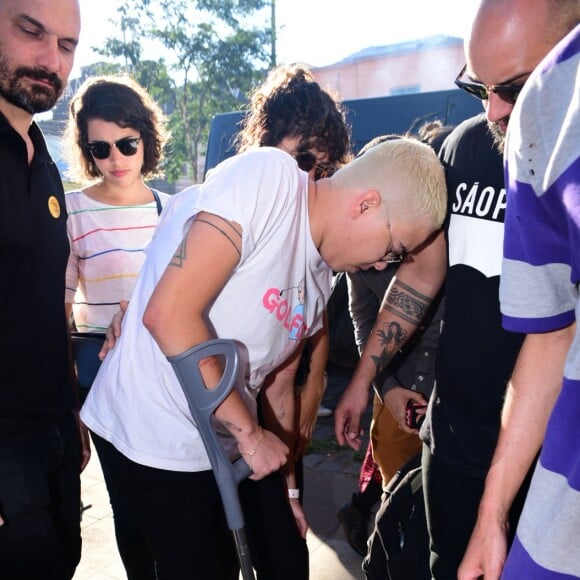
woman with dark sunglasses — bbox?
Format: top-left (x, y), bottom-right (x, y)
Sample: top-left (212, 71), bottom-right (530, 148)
top-left (63, 74), bottom-right (170, 579)
top-left (64, 74), bottom-right (170, 337)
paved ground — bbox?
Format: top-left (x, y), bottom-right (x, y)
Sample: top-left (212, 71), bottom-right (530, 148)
top-left (74, 362), bottom-right (372, 579)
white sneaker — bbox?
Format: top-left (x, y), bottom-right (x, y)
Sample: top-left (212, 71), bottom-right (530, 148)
top-left (317, 404), bottom-right (333, 418)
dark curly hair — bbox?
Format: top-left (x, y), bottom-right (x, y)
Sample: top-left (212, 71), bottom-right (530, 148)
top-left (234, 64), bottom-right (352, 174)
top-left (64, 74), bottom-right (169, 183)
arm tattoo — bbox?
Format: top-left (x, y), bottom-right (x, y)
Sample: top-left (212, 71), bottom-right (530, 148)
top-left (195, 217), bottom-right (241, 257)
top-left (276, 400), bottom-right (287, 421)
top-left (220, 419), bottom-right (242, 433)
top-left (371, 320), bottom-right (408, 375)
top-left (169, 236), bottom-right (188, 268)
top-left (382, 279), bottom-right (431, 325)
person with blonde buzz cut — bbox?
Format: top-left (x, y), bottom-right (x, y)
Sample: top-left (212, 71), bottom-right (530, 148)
top-left (80, 136), bottom-right (446, 579)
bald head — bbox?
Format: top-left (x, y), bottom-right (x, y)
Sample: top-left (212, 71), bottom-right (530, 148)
top-left (463, 0), bottom-right (578, 149)
top-left (467, 0), bottom-right (577, 86)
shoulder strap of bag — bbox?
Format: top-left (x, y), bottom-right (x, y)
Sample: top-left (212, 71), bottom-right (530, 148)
top-left (150, 187), bottom-right (162, 216)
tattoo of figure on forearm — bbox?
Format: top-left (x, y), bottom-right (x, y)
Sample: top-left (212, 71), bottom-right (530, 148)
top-left (371, 321), bottom-right (408, 374)
top-left (370, 280), bottom-right (431, 374)
top-left (383, 279), bottom-right (430, 324)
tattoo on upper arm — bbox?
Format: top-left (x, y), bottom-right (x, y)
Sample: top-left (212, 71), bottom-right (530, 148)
top-left (382, 279), bottom-right (431, 325)
top-left (169, 236), bottom-right (188, 268)
top-left (371, 321), bottom-right (408, 375)
top-left (168, 215), bottom-right (242, 268)
top-left (195, 215), bottom-right (242, 257)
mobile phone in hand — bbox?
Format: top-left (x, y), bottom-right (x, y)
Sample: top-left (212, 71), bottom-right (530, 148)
top-left (405, 399), bottom-right (425, 429)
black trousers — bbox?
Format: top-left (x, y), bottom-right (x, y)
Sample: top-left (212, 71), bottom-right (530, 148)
top-left (421, 444), bottom-right (531, 580)
top-left (0, 413), bottom-right (82, 580)
top-left (93, 433), bottom-right (308, 580)
top-left (421, 445), bottom-right (484, 580)
top-left (240, 470), bottom-right (309, 579)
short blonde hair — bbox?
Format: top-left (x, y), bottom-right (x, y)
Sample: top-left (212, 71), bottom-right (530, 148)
top-left (333, 137), bottom-right (447, 228)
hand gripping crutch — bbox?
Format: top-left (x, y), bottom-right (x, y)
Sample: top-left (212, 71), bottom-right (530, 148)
top-left (167, 339), bottom-right (255, 580)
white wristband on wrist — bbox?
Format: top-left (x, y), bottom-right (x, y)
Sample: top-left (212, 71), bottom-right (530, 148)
top-left (288, 488), bottom-right (300, 499)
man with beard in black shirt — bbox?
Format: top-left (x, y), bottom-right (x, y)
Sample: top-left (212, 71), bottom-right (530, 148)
top-left (0, 1), bottom-right (89, 578)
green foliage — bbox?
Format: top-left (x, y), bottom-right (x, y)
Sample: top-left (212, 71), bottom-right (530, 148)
top-left (307, 437), bottom-right (340, 455)
top-left (95, 0), bottom-right (272, 183)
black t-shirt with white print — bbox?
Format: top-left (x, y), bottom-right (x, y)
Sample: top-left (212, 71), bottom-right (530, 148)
top-left (421, 114), bottom-right (525, 478)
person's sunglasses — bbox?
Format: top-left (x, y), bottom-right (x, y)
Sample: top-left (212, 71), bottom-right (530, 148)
top-left (86, 137), bottom-right (142, 160)
top-left (294, 150), bottom-right (338, 180)
top-left (454, 65), bottom-right (525, 105)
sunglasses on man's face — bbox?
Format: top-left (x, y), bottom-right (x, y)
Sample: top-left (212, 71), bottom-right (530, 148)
top-left (454, 65), bottom-right (525, 105)
top-left (86, 137), bottom-right (142, 160)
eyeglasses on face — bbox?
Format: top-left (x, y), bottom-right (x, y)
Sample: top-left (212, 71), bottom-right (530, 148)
top-left (86, 137), bottom-right (142, 160)
top-left (294, 150), bottom-right (338, 180)
top-left (382, 206), bottom-right (408, 264)
top-left (381, 235), bottom-right (407, 263)
top-left (454, 65), bottom-right (525, 105)
top-left (381, 250), bottom-right (406, 264)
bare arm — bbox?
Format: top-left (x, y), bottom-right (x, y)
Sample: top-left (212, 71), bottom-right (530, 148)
top-left (296, 316), bottom-right (329, 457)
top-left (65, 302), bottom-right (73, 326)
top-left (261, 347), bottom-right (302, 470)
top-left (261, 347), bottom-right (308, 537)
top-left (143, 211), bottom-right (288, 480)
top-left (458, 324), bottom-right (575, 580)
top-left (335, 229), bottom-right (446, 448)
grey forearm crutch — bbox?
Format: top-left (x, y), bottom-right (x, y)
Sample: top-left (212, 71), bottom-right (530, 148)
top-left (168, 339), bottom-right (255, 580)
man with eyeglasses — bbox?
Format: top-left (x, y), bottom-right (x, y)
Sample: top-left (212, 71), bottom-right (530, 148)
top-left (0, 1), bottom-right (88, 578)
top-left (335, 1), bottom-right (579, 578)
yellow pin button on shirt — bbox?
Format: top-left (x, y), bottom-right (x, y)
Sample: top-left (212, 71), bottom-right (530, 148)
top-left (48, 195), bottom-right (61, 218)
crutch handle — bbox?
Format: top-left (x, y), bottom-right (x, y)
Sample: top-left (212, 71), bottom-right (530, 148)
top-left (168, 339), bottom-right (251, 530)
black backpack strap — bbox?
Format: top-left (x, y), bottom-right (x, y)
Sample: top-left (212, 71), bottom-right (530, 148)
top-left (150, 187), bottom-right (162, 216)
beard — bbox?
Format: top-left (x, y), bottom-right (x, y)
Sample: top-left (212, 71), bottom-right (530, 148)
top-left (0, 55), bottom-right (63, 115)
top-left (487, 120), bottom-right (507, 154)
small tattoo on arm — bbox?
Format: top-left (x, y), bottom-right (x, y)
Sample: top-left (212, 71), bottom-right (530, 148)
top-left (221, 420), bottom-right (242, 433)
top-left (277, 400), bottom-right (287, 421)
top-left (382, 279), bottom-right (430, 325)
top-left (169, 236), bottom-right (187, 268)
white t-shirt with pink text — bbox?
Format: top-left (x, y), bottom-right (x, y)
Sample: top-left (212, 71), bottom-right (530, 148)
top-left (81, 148), bottom-right (332, 472)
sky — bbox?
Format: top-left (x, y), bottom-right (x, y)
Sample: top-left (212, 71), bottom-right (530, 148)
top-left (75, 0), bottom-right (481, 78)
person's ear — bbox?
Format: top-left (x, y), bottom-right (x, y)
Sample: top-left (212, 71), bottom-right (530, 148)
top-left (351, 189), bottom-right (382, 218)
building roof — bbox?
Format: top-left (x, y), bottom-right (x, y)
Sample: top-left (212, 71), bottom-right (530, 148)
top-left (333, 34), bottom-right (463, 65)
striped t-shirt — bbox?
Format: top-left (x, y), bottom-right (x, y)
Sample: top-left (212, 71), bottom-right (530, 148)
top-left (500, 24), bottom-right (580, 579)
top-left (65, 188), bottom-right (170, 332)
